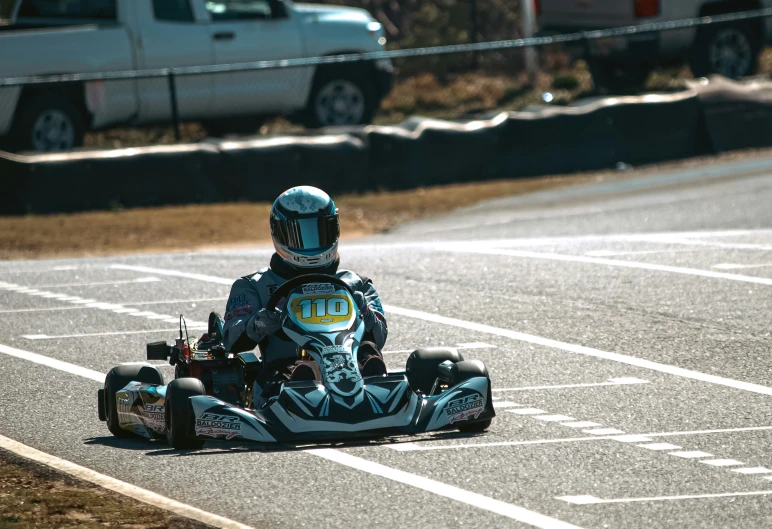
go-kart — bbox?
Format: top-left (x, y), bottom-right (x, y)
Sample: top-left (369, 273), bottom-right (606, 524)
top-left (98, 274), bottom-right (495, 449)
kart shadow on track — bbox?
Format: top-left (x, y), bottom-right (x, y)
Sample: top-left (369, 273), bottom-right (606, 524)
top-left (127, 430), bottom-right (487, 457)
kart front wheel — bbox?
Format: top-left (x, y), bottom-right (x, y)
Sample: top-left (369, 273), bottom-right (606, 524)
top-left (406, 347), bottom-right (465, 395)
top-left (165, 378), bottom-right (206, 450)
top-left (448, 360), bottom-right (493, 433)
top-left (104, 365), bottom-right (164, 438)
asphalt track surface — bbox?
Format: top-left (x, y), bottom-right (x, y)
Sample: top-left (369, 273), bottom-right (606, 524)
top-left (2, 157), bottom-right (772, 529)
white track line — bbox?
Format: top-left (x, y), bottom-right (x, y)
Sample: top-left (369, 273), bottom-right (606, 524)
top-left (0, 306), bottom-right (95, 314)
top-left (109, 264), bottom-right (772, 398)
top-left (387, 426), bottom-right (772, 452)
top-left (442, 248), bottom-right (772, 287)
top-left (22, 328), bottom-right (206, 340)
top-left (382, 305), bottom-right (772, 397)
top-left (0, 344), bottom-right (104, 382)
top-left (493, 378), bottom-right (648, 392)
top-left (383, 342), bottom-right (496, 355)
top-left (110, 264), bottom-right (231, 285)
top-left (0, 434), bottom-right (254, 529)
top-left (558, 490), bottom-right (772, 505)
top-left (0, 342), bottom-right (584, 529)
top-left (311, 449), bottom-right (584, 529)
top-left (30, 277), bottom-right (161, 288)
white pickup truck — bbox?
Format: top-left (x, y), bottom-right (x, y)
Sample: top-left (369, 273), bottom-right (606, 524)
top-left (537, 0), bottom-right (772, 90)
top-left (0, 0), bottom-right (394, 151)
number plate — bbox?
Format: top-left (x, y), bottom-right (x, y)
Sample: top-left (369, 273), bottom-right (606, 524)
top-left (290, 294), bottom-right (352, 325)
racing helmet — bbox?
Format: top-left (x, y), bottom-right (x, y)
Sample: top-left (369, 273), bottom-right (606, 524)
top-left (270, 186), bottom-right (340, 269)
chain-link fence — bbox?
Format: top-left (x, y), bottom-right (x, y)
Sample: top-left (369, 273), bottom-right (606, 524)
top-left (1, 3), bottom-right (771, 153)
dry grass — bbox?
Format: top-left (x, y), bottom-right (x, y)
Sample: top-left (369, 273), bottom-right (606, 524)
top-left (0, 450), bottom-right (211, 529)
top-left (0, 174), bottom-right (607, 260)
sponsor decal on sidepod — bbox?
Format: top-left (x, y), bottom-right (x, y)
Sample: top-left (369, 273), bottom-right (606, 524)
top-left (444, 394), bottom-right (484, 423)
top-left (195, 413), bottom-right (242, 439)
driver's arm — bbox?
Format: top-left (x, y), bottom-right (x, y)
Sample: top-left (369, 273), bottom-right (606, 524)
top-left (223, 278), bottom-right (277, 353)
top-left (357, 280), bottom-right (388, 350)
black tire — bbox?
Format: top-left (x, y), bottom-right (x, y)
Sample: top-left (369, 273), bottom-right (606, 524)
top-left (447, 360), bottom-right (492, 433)
top-left (104, 365), bottom-right (164, 438)
top-left (13, 92), bottom-right (86, 153)
top-left (690, 22), bottom-right (760, 79)
top-left (301, 65), bottom-right (378, 128)
top-left (406, 347), bottom-right (465, 395)
top-left (165, 378), bottom-right (206, 450)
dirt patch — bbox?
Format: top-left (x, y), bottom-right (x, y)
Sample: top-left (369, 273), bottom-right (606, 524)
top-left (0, 449), bottom-right (213, 529)
top-left (3, 146), bottom-right (772, 261)
top-left (0, 174), bottom-right (605, 260)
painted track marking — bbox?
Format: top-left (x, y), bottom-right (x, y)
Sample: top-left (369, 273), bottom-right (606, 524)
top-left (0, 434), bottom-right (254, 529)
top-left (0, 343), bottom-right (585, 529)
top-left (22, 328), bottom-right (206, 340)
top-left (311, 449), bottom-right (584, 529)
top-left (386, 426), bottom-right (772, 452)
top-left (493, 378), bottom-right (648, 392)
top-left (107, 264), bottom-right (772, 398)
top-left (440, 247), bottom-right (772, 287)
top-left (557, 490), bottom-right (772, 505)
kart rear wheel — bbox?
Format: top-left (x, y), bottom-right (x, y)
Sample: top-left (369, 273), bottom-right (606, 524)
top-left (406, 347), bottom-right (464, 395)
top-left (448, 360), bottom-right (492, 433)
top-left (104, 365), bottom-right (164, 438)
top-left (165, 378), bottom-right (206, 450)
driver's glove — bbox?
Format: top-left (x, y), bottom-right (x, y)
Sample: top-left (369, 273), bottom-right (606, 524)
top-left (353, 291), bottom-right (376, 331)
top-left (251, 308), bottom-right (282, 341)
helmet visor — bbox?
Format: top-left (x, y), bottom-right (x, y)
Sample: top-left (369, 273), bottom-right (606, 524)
top-left (271, 214), bottom-right (339, 250)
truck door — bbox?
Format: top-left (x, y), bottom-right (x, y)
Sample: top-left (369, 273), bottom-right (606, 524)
top-left (133, 0), bottom-right (216, 122)
top-left (204, 0), bottom-right (311, 117)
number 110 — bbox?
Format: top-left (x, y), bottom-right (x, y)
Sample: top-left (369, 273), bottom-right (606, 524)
top-left (298, 298), bottom-right (349, 319)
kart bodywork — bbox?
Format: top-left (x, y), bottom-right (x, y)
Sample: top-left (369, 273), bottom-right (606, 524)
top-left (100, 274), bottom-right (494, 446)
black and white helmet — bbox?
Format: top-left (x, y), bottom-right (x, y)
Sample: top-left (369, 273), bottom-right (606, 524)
top-left (269, 186), bottom-right (340, 269)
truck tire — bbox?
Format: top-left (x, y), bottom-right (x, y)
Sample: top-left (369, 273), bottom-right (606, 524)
top-left (447, 360), bottom-right (492, 433)
top-left (165, 378), bottom-right (206, 450)
top-left (302, 66), bottom-right (377, 128)
top-left (14, 93), bottom-right (86, 153)
top-left (104, 365), bottom-right (164, 438)
top-left (691, 22), bottom-right (760, 79)
top-left (406, 347), bottom-right (465, 395)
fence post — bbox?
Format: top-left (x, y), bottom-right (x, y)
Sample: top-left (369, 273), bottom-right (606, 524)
top-left (520, 0), bottom-right (538, 85)
top-left (167, 71), bottom-right (181, 142)
top-left (469, 0), bottom-right (479, 69)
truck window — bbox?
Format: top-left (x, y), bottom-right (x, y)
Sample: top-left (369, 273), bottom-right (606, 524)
top-left (17, 0), bottom-right (116, 19)
top-left (205, 0), bottom-right (272, 20)
top-left (153, 0), bottom-right (194, 22)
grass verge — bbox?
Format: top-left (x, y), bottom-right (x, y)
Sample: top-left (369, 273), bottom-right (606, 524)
top-left (0, 449), bottom-right (211, 529)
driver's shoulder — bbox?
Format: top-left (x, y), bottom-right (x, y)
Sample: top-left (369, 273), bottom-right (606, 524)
top-left (335, 269), bottom-right (370, 288)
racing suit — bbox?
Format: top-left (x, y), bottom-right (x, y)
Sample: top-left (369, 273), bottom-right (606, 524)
top-left (222, 254), bottom-right (387, 385)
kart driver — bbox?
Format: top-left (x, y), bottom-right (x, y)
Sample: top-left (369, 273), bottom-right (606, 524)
top-left (221, 185), bottom-right (388, 395)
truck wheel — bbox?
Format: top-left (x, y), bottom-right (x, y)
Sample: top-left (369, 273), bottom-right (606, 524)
top-left (691, 22), bottom-right (760, 79)
top-left (165, 378), bottom-right (206, 450)
top-left (14, 93), bottom-right (86, 153)
top-left (104, 365), bottom-right (164, 438)
top-left (302, 66), bottom-right (377, 128)
top-left (406, 347), bottom-right (465, 395)
top-left (447, 360), bottom-right (492, 433)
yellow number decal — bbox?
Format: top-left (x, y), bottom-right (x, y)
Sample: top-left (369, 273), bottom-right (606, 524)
top-left (291, 295), bottom-right (351, 325)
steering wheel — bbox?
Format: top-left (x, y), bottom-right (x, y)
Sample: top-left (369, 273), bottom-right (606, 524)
top-left (265, 274), bottom-right (356, 312)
